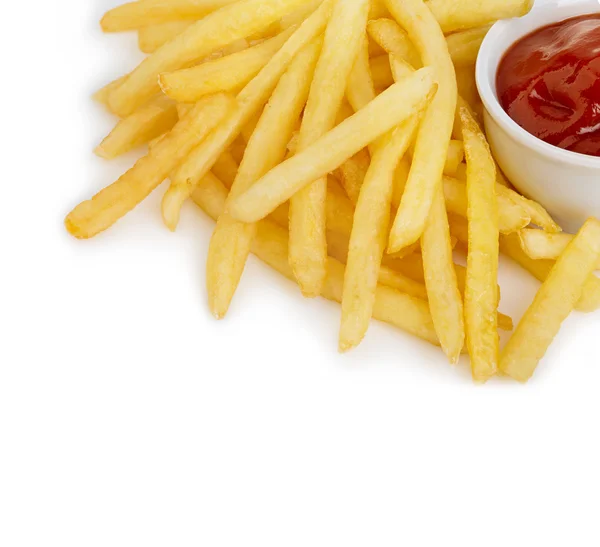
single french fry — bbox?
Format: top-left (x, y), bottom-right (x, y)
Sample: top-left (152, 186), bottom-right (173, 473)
top-left (446, 25), bottom-right (491, 67)
top-left (421, 186), bottom-right (465, 364)
top-left (161, 3), bottom-right (334, 230)
top-left (461, 106), bottom-right (499, 382)
top-left (500, 219), bottom-right (600, 382)
top-left (101, 0), bottom-right (237, 32)
top-left (159, 29), bottom-right (293, 103)
top-left (387, 0), bottom-right (458, 253)
top-left (289, 0), bottom-right (371, 297)
top-left (499, 233), bottom-right (600, 313)
top-left (95, 95), bottom-right (178, 159)
top-left (519, 229), bottom-right (600, 269)
top-left (206, 39), bottom-right (321, 319)
top-left (228, 67), bottom-right (437, 224)
top-left (65, 93), bottom-right (233, 239)
top-left (191, 174), bottom-right (442, 346)
top-left (426, 0), bottom-right (534, 33)
top-left (367, 19), bottom-right (422, 68)
top-left (93, 75), bottom-right (129, 108)
top-left (346, 36), bottom-right (376, 112)
top-left (107, 0), bottom-right (314, 116)
top-left (370, 55), bottom-right (394, 90)
top-left (340, 115), bottom-right (420, 351)
top-left (138, 21), bottom-right (194, 54)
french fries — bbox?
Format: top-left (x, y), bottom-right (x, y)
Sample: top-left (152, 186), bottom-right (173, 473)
top-left (161, 2), bottom-right (334, 230)
top-left (500, 219), bottom-right (600, 382)
top-left (519, 229), bottom-right (600, 269)
top-left (192, 173), bottom-right (442, 346)
top-left (289, 0), bottom-right (370, 297)
top-left (68, 0), bottom-right (600, 383)
top-left (138, 21), bottom-right (194, 54)
top-left (108, 0), bottom-right (313, 116)
top-left (159, 29), bottom-right (294, 103)
top-left (425, 0), bottom-right (534, 34)
top-left (461, 106), bottom-right (499, 382)
top-left (386, 0), bottom-right (458, 253)
top-left (228, 68), bottom-right (437, 223)
top-left (101, 0), bottom-right (237, 32)
top-left (66, 93), bottom-right (233, 238)
top-left (95, 95), bottom-right (178, 159)
top-left (206, 39), bottom-right (321, 319)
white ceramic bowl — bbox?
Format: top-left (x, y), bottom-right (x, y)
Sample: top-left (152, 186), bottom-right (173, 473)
top-left (476, 0), bottom-right (600, 233)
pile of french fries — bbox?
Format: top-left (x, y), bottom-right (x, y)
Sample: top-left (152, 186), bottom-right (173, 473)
top-left (67, 0), bottom-right (600, 383)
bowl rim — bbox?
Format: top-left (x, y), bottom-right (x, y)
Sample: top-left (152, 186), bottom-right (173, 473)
top-left (475, 0), bottom-right (600, 169)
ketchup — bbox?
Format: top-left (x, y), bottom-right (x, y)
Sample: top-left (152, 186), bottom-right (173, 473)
top-left (497, 14), bottom-right (600, 157)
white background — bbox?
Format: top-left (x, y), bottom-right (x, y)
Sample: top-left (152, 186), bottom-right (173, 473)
top-left (1, 1), bottom-right (599, 545)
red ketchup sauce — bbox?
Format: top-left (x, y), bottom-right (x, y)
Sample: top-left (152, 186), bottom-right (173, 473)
top-left (497, 14), bottom-right (600, 157)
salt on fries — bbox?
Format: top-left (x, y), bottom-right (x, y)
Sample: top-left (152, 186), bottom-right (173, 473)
top-left (66, 0), bottom-right (600, 383)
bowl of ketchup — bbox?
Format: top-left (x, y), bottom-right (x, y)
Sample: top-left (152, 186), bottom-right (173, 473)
top-left (476, 0), bottom-right (600, 233)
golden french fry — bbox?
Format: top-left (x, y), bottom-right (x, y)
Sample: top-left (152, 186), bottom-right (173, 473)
top-left (108, 0), bottom-right (314, 116)
top-left (138, 21), bottom-right (194, 54)
top-left (228, 67), bottom-right (437, 224)
top-left (65, 93), bottom-right (233, 239)
top-left (461, 106), bottom-right (499, 382)
top-left (446, 25), bottom-right (491, 67)
top-left (159, 29), bottom-right (293, 103)
top-left (95, 95), bottom-right (178, 160)
top-left (289, 0), bottom-right (370, 297)
top-left (387, 0), bottom-right (458, 253)
top-left (191, 174), bottom-right (442, 346)
top-left (161, 3), bottom-right (334, 230)
top-left (519, 229), bottom-right (600, 269)
top-left (370, 55), bottom-right (394, 90)
top-left (101, 0), bottom-right (237, 32)
top-left (206, 39), bottom-right (321, 319)
top-left (499, 233), bottom-right (600, 313)
top-left (340, 116), bottom-right (420, 351)
top-left (367, 19), bottom-right (421, 68)
top-left (93, 75), bottom-right (129, 108)
top-left (421, 186), bottom-right (465, 364)
top-left (346, 36), bottom-right (376, 112)
top-left (426, 0), bottom-right (534, 33)
top-left (500, 219), bottom-right (600, 382)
